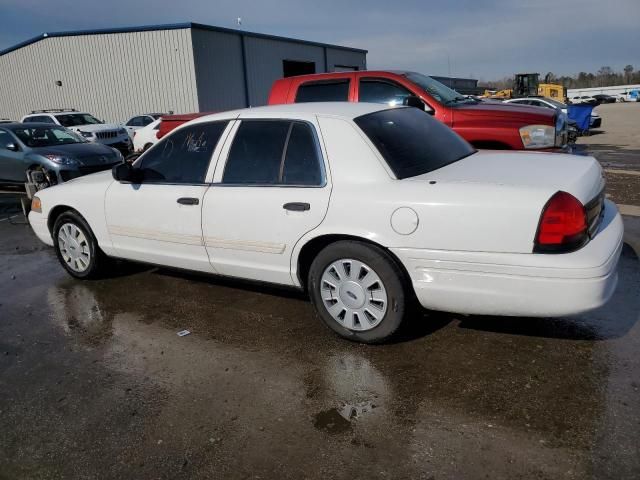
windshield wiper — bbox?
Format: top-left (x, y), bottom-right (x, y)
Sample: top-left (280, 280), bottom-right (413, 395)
top-left (445, 96), bottom-right (477, 106)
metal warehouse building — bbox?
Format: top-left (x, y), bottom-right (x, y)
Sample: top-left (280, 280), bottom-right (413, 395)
top-left (0, 22), bottom-right (367, 122)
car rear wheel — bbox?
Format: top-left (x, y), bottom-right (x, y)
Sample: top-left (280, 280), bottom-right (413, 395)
top-left (53, 211), bottom-right (110, 279)
top-left (308, 241), bottom-right (406, 343)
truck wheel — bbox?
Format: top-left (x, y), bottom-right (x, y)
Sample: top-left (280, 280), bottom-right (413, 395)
top-left (308, 241), bottom-right (407, 343)
top-left (53, 211), bottom-right (111, 279)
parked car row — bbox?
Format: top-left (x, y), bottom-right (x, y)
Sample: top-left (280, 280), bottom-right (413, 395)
top-left (569, 91), bottom-right (639, 104)
top-left (504, 96), bottom-right (602, 130)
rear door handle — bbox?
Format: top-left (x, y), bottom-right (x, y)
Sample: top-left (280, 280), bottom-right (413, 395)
top-left (283, 202), bottom-right (310, 212)
top-left (177, 197), bottom-right (199, 205)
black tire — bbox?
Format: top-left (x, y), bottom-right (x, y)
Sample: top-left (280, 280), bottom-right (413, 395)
top-left (143, 143), bottom-right (153, 152)
top-left (53, 211), bottom-right (111, 279)
top-left (308, 241), bottom-right (407, 344)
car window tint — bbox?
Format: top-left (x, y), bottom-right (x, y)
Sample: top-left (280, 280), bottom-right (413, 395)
top-left (126, 117), bottom-right (137, 126)
top-left (355, 107), bottom-right (476, 179)
top-left (223, 120), bottom-right (290, 184)
top-left (282, 122), bottom-right (322, 185)
top-left (141, 116), bottom-right (154, 126)
top-left (139, 121), bottom-right (228, 184)
top-left (0, 130), bottom-right (14, 149)
top-left (295, 80), bottom-right (350, 103)
top-left (359, 79), bottom-right (412, 106)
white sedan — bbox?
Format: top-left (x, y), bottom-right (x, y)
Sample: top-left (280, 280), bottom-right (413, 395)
top-left (28, 103), bottom-right (624, 343)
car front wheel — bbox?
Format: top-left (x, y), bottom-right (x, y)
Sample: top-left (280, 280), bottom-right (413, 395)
top-left (53, 211), bottom-right (110, 279)
top-left (308, 241), bottom-right (407, 343)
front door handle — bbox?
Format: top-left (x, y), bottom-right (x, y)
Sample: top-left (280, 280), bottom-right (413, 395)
top-left (283, 202), bottom-right (310, 212)
top-left (177, 197), bottom-right (199, 205)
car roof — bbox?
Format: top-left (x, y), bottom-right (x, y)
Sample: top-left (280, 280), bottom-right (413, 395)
top-left (191, 102), bottom-right (396, 124)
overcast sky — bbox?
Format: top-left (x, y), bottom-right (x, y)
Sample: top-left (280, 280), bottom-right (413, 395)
top-left (1, 0), bottom-right (638, 81)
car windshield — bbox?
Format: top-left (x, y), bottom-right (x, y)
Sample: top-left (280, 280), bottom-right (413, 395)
top-left (13, 126), bottom-right (85, 147)
top-left (55, 113), bottom-right (103, 127)
top-left (354, 107), bottom-right (476, 179)
top-left (401, 72), bottom-right (476, 105)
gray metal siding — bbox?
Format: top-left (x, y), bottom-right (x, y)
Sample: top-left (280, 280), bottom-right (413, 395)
top-left (191, 28), bottom-right (247, 111)
top-left (326, 48), bottom-right (367, 71)
top-left (243, 37), bottom-right (325, 106)
top-left (0, 29), bottom-right (199, 122)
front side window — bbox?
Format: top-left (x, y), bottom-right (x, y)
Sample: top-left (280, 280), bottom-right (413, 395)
top-left (139, 122), bottom-right (228, 184)
top-left (223, 120), bottom-right (323, 186)
top-left (354, 107), bottom-right (476, 179)
top-left (0, 130), bottom-right (15, 149)
top-left (13, 126), bottom-right (85, 147)
top-left (55, 114), bottom-right (102, 127)
top-left (359, 79), bottom-right (413, 106)
top-left (295, 80), bottom-right (350, 103)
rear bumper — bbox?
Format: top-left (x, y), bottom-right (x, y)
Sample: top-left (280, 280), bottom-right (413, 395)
top-left (392, 200), bottom-right (623, 317)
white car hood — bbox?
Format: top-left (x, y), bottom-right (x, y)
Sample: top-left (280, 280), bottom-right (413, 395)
top-left (413, 151), bottom-right (604, 204)
top-left (68, 123), bottom-right (123, 132)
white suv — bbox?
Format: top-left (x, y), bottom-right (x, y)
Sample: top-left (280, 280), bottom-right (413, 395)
top-left (21, 109), bottom-right (132, 155)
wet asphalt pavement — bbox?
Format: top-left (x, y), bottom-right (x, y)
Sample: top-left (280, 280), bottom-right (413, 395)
top-left (1, 213), bottom-right (639, 479)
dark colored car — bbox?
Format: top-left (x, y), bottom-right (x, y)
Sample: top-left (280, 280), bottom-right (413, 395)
top-left (592, 94), bottom-right (617, 104)
top-left (0, 123), bottom-right (123, 187)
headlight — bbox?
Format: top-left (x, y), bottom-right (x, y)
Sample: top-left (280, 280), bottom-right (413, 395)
top-left (519, 124), bottom-right (555, 149)
top-left (79, 130), bottom-right (94, 138)
top-left (45, 154), bottom-right (78, 166)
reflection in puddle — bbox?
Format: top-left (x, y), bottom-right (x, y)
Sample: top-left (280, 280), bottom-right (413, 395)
top-left (48, 284), bottom-right (112, 343)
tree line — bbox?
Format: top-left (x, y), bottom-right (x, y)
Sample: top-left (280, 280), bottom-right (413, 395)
top-left (484, 65), bottom-right (639, 90)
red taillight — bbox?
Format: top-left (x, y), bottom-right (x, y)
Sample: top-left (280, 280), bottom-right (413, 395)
top-left (534, 191), bottom-right (587, 253)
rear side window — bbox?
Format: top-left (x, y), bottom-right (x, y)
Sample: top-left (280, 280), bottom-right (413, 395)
top-left (282, 122), bottom-right (322, 185)
top-left (223, 120), bottom-right (323, 186)
top-left (24, 116), bottom-right (52, 123)
top-left (139, 121), bottom-right (228, 184)
top-left (354, 107), bottom-right (475, 179)
top-left (295, 80), bottom-right (350, 103)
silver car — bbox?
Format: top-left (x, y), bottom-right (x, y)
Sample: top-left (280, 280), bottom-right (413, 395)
top-left (0, 123), bottom-right (123, 187)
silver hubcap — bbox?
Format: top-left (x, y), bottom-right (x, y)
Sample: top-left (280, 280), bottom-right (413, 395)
top-left (320, 259), bottom-right (388, 331)
top-left (57, 223), bottom-right (91, 273)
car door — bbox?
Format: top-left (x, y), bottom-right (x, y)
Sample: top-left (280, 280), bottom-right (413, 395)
top-left (0, 129), bottom-right (25, 183)
top-left (202, 116), bottom-right (331, 285)
top-left (104, 121), bottom-right (232, 272)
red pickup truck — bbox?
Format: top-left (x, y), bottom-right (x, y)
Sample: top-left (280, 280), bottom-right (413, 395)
top-left (269, 71), bottom-right (567, 150)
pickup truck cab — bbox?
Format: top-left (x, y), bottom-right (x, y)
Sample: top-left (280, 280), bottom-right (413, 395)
top-left (269, 71), bottom-right (567, 150)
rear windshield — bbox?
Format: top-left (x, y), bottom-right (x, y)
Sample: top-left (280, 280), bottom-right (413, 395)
top-left (354, 107), bottom-right (475, 179)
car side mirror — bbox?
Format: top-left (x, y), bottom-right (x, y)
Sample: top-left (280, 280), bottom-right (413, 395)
top-left (112, 162), bottom-right (140, 183)
top-left (404, 95), bottom-right (435, 115)
top-left (404, 95), bottom-right (425, 109)
top-left (5, 142), bottom-right (19, 152)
